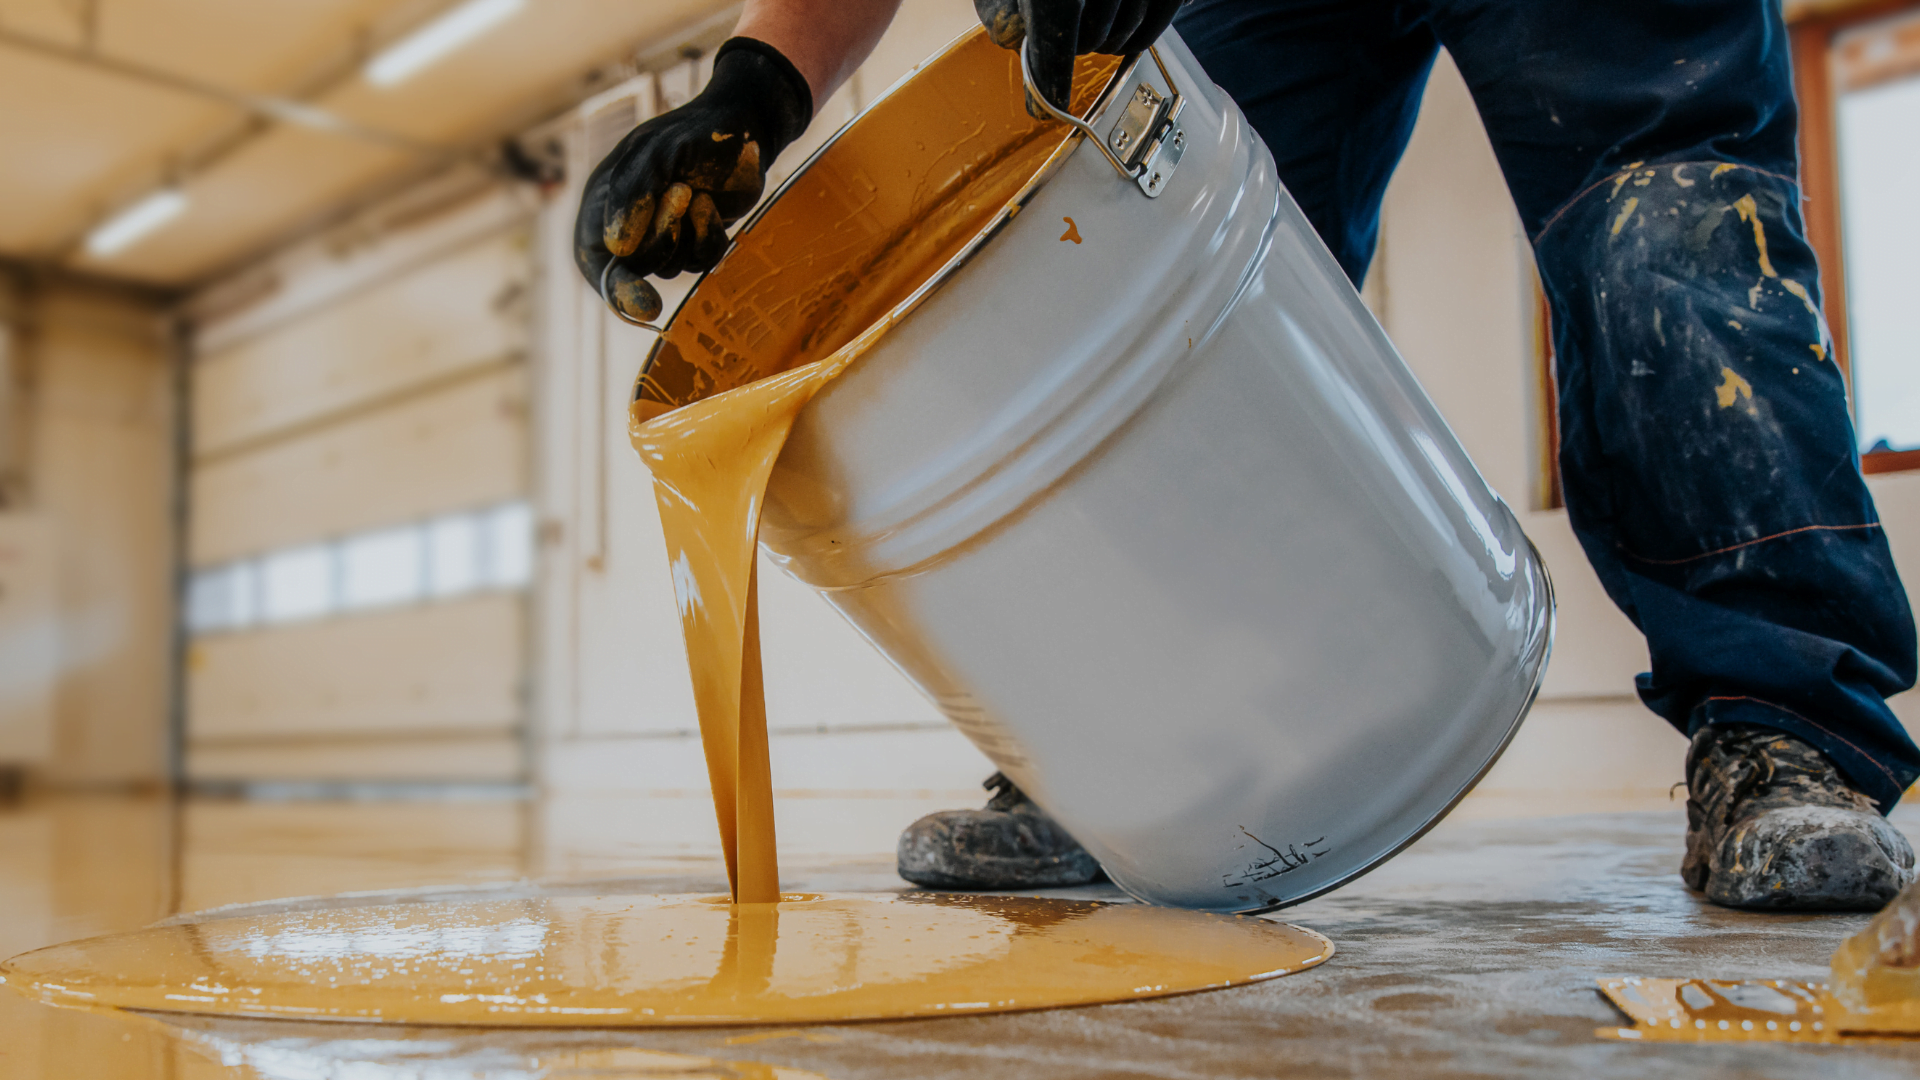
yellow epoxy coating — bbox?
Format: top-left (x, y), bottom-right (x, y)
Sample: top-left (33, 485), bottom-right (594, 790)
top-left (1, 892), bottom-right (1332, 1026)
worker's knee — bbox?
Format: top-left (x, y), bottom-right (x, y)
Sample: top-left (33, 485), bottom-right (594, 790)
top-left (1537, 160), bottom-right (1836, 399)
top-left (1538, 161), bottom-right (1863, 550)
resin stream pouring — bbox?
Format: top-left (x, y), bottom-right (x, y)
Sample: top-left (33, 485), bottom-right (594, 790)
top-left (0, 893), bottom-right (1330, 1025)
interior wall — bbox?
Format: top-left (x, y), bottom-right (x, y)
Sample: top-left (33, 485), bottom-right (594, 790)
top-left (182, 184), bottom-right (538, 787)
top-left (5, 277), bottom-right (176, 786)
top-left (1866, 473), bottom-right (1920, 737)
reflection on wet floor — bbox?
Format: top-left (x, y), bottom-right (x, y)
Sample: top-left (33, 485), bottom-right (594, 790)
top-left (6, 791), bottom-right (1920, 1079)
top-left (0, 796), bottom-right (505, 1079)
top-left (0, 790), bottom-right (1015, 1079)
top-left (6, 890), bottom-right (1330, 1027)
top-left (78, 1011), bottom-right (842, 1079)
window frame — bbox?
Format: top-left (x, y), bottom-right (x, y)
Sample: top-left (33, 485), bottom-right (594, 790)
top-left (1791, 0), bottom-right (1920, 473)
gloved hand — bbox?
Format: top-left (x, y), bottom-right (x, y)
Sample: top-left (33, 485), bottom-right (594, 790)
top-left (975, 0), bottom-right (1186, 116)
top-left (575, 37), bottom-right (813, 323)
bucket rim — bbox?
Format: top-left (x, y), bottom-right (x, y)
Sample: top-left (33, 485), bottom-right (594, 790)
top-left (629, 26), bottom-right (1146, 420)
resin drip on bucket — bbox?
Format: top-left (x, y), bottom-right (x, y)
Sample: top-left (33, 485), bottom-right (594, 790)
top-left (1, 28), bottom-right (1349, 1028)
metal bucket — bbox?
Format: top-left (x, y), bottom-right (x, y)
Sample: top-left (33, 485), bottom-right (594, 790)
top-left (629, 27), bottom-right (1553, 912)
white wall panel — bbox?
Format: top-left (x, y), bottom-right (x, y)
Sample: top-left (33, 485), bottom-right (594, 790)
top-left (28, 286), bottom-right (175, 784)
top-left (194, 229), bottom-right (531, 457)
top-left (0, 514), bottom-right (57, 765)
top-left (177, 799), bottom-right (531, 912)
top-left (190, 366), bottom-right (528, 565)
top-left (185, 736), bottom-right (522, 784)
top-left (1870, 468), bottom-right (1920, 737)
top-left (188, 593), bottom-right (523, 741)
top-left (182, 181), bottom-right (534, 787)
top-left (1477, 699), bottom-right (1681, 798)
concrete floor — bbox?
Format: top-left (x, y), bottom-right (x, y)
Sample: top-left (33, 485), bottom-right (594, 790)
top-left (3, 793), bottom-right (1918, 1078)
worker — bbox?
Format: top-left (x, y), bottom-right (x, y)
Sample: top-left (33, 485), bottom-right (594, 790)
top-left (575, 0), bottom-right (1919, 911)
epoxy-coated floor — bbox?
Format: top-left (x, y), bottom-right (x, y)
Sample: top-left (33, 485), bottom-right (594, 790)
top-left (3, 791), bottom-right (1918, 1079)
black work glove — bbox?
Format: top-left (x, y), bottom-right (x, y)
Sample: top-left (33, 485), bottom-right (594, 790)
top-left (575, 37), bottom-right (813, 323)
top-left (975, 0), bottom-right (1186, 116)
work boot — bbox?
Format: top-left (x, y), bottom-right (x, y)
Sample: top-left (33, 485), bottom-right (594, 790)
top-left (897, 772), bottom-right (1103, 889)
top-left (1683, 724), bottom-right (1916, 911)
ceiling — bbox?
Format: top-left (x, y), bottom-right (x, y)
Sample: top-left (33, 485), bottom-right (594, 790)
top-left (0, 0), bottom-right (735, 288)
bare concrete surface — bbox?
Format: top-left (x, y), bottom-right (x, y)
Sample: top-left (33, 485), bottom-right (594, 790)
top-left (6, 797), bottom-right (1920, 1078)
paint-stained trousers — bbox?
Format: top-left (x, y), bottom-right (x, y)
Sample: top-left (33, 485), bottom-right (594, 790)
top-left (1175, 0), bottom-right (1920, 808)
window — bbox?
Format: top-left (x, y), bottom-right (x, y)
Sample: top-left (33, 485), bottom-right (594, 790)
top-left (259, 545), bottom-right (335, 624)
top-left (484, 501), bottom-right (534, 588)
top-left (185, 562), bottom-right (258, 634)
top-left (1838, 75), bottom-right (1920, 455)
top-left (340, 526), bottom-right (425, 609)
top-left (186, 499), bottom-right (535, 636)
top-left (1792, 0), bottom-right (1920, 474)
top-left (426, 513), bottom-right (482, 597)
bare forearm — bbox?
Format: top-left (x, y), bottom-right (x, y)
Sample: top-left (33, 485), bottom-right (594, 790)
top-left (733, 0), bottom-right (903, 110)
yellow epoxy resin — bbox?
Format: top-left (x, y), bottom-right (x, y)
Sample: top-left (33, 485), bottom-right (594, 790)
top-left (1, 892), bottom-right (1331, 1026)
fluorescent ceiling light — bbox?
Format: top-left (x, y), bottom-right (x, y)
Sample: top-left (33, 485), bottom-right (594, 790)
top-left (85, 188), bottom-right (188, 257)
top-left (365, 0), bottom-right (526, 87)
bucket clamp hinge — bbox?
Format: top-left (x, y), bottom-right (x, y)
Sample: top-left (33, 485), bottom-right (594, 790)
top-left (1021, 44), bottom-right (1188, 199)
top-left (1107, 80), bottom-right (1185, 197)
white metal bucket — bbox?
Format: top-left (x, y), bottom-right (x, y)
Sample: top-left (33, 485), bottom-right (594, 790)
top-left (632, 28), bottom-right (1553, 912)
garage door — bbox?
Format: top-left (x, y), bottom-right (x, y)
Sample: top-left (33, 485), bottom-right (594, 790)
top-left (183, 193), bottom-right (534, 787)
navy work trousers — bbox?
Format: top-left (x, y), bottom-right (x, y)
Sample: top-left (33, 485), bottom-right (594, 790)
top-left (1174, 0), bottom-right (1920, 808)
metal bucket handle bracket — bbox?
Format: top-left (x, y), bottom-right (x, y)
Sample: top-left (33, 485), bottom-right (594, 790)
top-left (1019, 40), bottom-right (1187, 197)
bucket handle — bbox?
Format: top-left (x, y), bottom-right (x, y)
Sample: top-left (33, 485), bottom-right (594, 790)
top-left (1019, 41), bottom-right (1185, 193)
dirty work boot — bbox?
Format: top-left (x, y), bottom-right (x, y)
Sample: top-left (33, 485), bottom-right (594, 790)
top-left (1683, 724), bottom-right (1916, 911)
top-left (897, 772), bottom-right (1103, 889)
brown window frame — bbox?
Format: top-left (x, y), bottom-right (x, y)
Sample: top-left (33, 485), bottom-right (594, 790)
top-left (1533, 282), bottom-right (1562, 511)
top-left (1534, 0), bottom-right (1920, 510)
top-left (1790, 0), bottom-right (1920, 475)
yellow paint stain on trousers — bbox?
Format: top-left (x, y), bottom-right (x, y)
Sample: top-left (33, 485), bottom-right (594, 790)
top-left (1732, 195), bottom-right (1777, 279)
top-left (1716, 366), bottom-right (1754, 409)
top-left (1611, 197), bottom-right (1639, 236)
